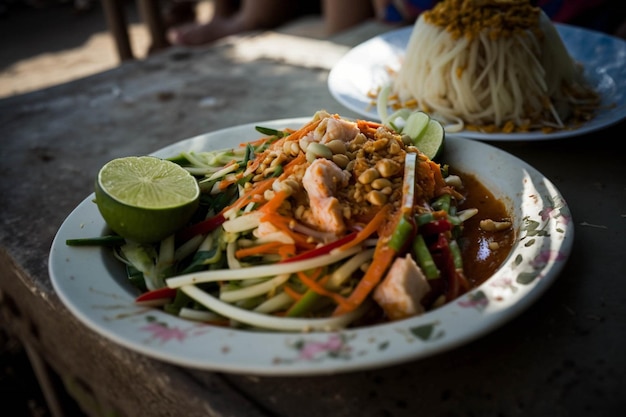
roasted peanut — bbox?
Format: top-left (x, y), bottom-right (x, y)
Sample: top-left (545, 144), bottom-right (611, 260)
top-left (376, 159), bottom-right (401, 177)
top-left (371, 178), bottom-right (392, 190)
top-left (358, 168), bottom-right (380, 184)
top-left (366, 190), bottom-right (388, 206)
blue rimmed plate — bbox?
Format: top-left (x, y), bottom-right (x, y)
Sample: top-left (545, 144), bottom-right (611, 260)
top-left (328, 24), bottom-right (626, 141)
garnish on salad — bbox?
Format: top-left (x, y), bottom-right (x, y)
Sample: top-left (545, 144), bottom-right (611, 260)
top-left (68, 110), bottom-right (514, 332)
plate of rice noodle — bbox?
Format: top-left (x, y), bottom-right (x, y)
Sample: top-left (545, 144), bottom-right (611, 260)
top-left (328, 0), bottom-right (626, 140)
top-left (50, 109), bottom-right (573, 375)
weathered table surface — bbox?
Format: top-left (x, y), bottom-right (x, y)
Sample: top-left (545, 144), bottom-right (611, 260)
top-left (1, 21), bottom-right (624, 417)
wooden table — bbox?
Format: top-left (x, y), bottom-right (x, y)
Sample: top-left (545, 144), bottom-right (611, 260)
top-left (1, 22), bottom-right (624, 417)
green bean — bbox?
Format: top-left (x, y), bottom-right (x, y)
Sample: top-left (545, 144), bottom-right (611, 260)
top-left (389, 216), bottom-right (414, 252)
top-left (270, 165), bottom-right (283, 177)
top-left (180, 247), bottom-right (221, 274)
top-left (286, 289), bottom-right (320, 317)
top-left (126, 264), bottom-right (147, 292)
top-left (242, 143), bottom-right (254, 167)
top-left (65, 235), bottom-right (125, 247)
top-left (166, 154), bottom-right (189, 165)
top-left (447, 214), bottom-right (462, 227)
top-left (449, 239), bottom-right (464, 270)
top-left (164, 289), bottom-right (194, 315)
top-left (416, 212), bottom-right (435, 226)
top-left (432, 193), bottom-right (451, 213)
top-left (255, 126), bottom-right (287, 138)
top-left (412, 234), bottom-right (440, 280)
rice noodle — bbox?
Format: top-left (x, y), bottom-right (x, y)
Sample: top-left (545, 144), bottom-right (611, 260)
top-left (390, 0), bottom-right (599, 133)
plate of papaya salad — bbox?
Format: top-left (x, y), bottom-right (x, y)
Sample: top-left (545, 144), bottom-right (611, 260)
top-left (49, 110), bottom-right (573, 375)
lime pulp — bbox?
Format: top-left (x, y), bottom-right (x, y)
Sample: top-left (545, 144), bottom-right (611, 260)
top-left (95, 156), bottom-right (200, 243)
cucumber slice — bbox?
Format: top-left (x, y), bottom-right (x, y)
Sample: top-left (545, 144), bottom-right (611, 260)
top-left (402, 111), bottom-right (430, 140)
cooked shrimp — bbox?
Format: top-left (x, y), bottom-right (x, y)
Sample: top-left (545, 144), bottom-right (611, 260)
top-left (311, 117), bottom-right (360, 144)
top-left (301, 158), bottom-right (350, 235)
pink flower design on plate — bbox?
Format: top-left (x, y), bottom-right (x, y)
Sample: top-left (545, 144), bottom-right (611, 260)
top-left (457, 290), bottom-right (488, 311)
top-left (298, 333), bottom-right (351, 360)
top-left (140, 323), bottom-right (188, 344)
top-left (139, 318), bottom-right (210, 345)
top-left (539, 196), bottom-right (571, 226)
top-left (530, 249), bottom-right (567, 270)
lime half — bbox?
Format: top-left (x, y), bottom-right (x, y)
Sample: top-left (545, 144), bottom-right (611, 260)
top-left (412, 119), bottom-right (445, 160)
top-left (95, 156), bottom-right (200, 243)
top-left (394, 111), bottom-right (445, 160)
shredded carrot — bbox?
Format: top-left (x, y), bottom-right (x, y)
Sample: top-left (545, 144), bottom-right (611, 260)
top-left (244, 120), bottom-right (317, 176)
top-left (359, 119), bottom-right (383, 129)
top-left (226, 178), bottom-right (274, 213)
top-left (241, 137), bottom-right (285, 176)
top-left (278, 244), bottom-right (296, 259)
top-left (244, 136), bottom-right (273, 148)
top-left (432, 210), bottom-right (449, 220)
top-left (218, 180), bottom-right (232, 191)
top-left (226, 126), bottom-right (309, 216)
top-left (279, 152), bottom-right (306, 176)
top-left (217, 172), bottom-right (245, 191)
top-left (235, 241), bottom-right (287, 259)
top-left (250, 194), bottom-right (265, 204)
top-left (259, 190), bottom-right (290, 214)
top-left (260, 212), bottom-right (315, 248)
top-left (282, 118), bottom-right (322, 143)
top-left (283, 285), bottom-right (303, 301)
top-left (332, 244), bottom-right (397, 316)
top-left (305, 267), bottom-right (323, 281)
top-left (296, 271), bottom-right (352, 310)
top-left (258, 187), bottom-right (316, 249)
top-left (332, 208), bottom-right (404, 316)
top-left (357, 119), bottom-right (383, 138)
top-left (243, 157), bottom-right (262, 176)
top-left (336, 204), bottom-right (391, 252)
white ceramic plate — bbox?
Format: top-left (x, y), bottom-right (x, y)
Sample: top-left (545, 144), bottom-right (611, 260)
top-left (49, 118), bottom-right (573, 376)
top-left (328, 24), bottom-right (626, 141)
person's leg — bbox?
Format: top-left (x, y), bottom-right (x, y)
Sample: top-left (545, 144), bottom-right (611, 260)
top-left (236, 0), bottom-right (298, 31)
top-left (163, 1), bottom-right (197, 28)
top-left (167, 0), bottom-right (240, 46)
top-left (322, 0), bottom-right (375, 35)
top-left (168, 0), bottom-right (298, 46)
top-left (212, 0), bottom-right (240, 18)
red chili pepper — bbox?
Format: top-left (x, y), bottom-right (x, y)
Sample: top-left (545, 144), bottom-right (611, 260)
top-left (135, 287), bottom-right (177, 303)
top-left (430, 232), bottom-right (449, 251)
top-left (427, 233), bottom-right (469, 300)
top-left (177, 212), bottom-right (226, 242)
top-left (419, 218), bottom-right (452, 236)
top-left (279, 232), bottom-right (358, 264)
top-left (440, 241), bottom-right (461, 300)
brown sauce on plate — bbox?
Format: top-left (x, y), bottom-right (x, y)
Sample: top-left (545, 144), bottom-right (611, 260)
top-left (456, 171), bottom-right (516, 287)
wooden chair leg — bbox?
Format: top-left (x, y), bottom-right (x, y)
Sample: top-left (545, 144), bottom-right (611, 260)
top-left (137, 0), bottom-right (170, 53)
top-left (100, 0), bottom-right (135, 61)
